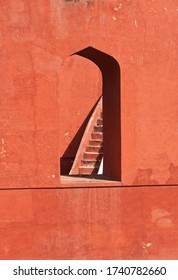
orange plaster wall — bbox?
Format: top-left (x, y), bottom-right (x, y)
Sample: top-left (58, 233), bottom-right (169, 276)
top-left (1, 186), bottom-right (178, 260)
top-left (1, 0), bottom-right (178, 186)
top-left (0, 0), bottom-right (178, 259)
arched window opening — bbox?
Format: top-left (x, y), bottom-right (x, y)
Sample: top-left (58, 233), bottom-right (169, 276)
top-left (60, 46), bottom-right (121, 185)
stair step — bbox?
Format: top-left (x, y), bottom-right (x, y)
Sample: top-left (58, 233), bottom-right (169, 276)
top-left (81, 159), bottom-right (101, 167)
top-left (91, 132), bottom-right (103, 140)
top-left (97, 118), bottom-right (103, 125)
top-left (76, 108), bottom-right (103, 175)
top-left (83, 152), bottom-right (103, 160)
top-left (94, 125), bottom-right (103, 132)
top-left (86, 145), bottom-right (103, 153)
top-left (79, 166), bottom-right (99, 175)
top-left (89, 139), bottom-right (103, 146)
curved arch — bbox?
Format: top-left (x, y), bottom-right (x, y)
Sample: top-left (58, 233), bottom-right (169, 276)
top-left (72, 46), bottom-right (121, 180)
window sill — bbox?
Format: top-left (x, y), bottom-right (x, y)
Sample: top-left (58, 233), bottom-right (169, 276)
top-left (60, 175), bottom-right (122, 188)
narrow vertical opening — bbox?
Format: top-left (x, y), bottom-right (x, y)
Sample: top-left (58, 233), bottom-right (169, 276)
top-left (60, 46), bottom-right (121, 185)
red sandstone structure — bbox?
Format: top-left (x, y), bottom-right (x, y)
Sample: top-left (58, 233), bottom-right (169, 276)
top-left (0, 0), bottom-right (178, 259)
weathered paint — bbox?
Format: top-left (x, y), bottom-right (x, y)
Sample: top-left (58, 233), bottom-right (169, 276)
top-left (1, 186), bottom-right (178, 259)
top-left (0, 0), bottom-right (178, 259)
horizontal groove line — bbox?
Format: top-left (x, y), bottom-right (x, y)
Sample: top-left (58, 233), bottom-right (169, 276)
top-left (0, 184), bottom-right (178, 191)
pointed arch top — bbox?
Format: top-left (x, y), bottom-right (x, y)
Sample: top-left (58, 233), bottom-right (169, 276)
top-left (72, 46), bottom-right (120, 74)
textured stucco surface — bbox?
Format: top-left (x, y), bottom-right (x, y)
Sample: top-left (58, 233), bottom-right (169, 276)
top-left (0, 0), bottom-right (178, 259)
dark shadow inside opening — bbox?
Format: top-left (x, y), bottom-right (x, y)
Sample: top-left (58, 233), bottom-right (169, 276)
top-left (61, 46), bottom-right (121, 182)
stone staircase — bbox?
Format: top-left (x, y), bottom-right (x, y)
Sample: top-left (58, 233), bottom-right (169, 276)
top-left (79, 113), bottom-right (103, 175)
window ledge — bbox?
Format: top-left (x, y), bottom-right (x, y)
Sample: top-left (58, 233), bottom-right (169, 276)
top-left (60, 175), bottom-right (122, 188)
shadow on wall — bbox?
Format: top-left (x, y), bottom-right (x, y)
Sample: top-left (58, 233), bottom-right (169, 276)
top-left (133, 168), bottom-right (159, 185)
top-left (166, 163), bottom-right (178, 184)
top-left (133, 162), bottom-right (178, 185)
top-left (60, 97), bottom-right (102, 175)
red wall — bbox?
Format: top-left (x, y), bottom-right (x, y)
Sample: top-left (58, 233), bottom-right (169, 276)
top-left (0, 0), bottom-right (178, 259)
top-left (1, 187), bottom-right (178, 259)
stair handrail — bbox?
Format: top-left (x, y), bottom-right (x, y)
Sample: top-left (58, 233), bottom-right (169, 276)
top-left (69, 96), bottom-right (103, 175)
